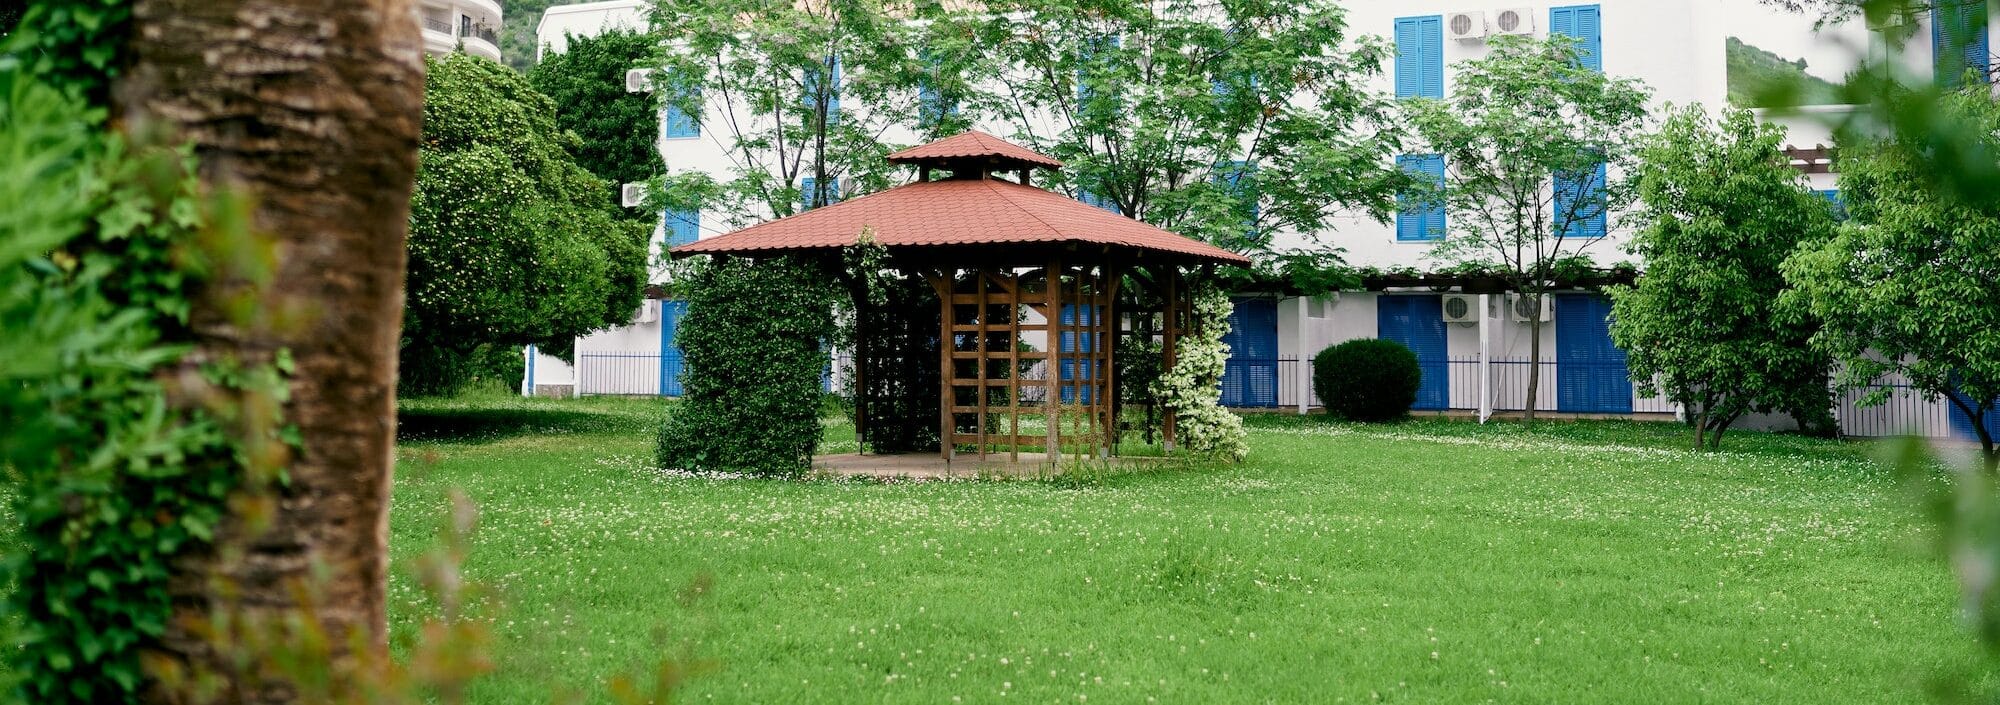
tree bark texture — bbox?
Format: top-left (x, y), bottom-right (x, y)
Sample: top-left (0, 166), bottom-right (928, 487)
top-left (116, 0), bottom-right (423, 700)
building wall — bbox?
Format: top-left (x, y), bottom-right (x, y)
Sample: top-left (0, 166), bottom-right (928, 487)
top-left (535, 0), bottom-right (649, 61)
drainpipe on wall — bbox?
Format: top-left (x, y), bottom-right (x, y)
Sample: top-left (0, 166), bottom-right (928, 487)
top-left (1296, 296), bottom-right (1310, 416)
top-left (523, 344), bottom-right (537, 398)
top-left (1478, 295), bottom-right (1492, 423)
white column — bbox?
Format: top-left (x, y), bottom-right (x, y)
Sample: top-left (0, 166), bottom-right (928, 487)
top-left (1478, 294), bottom-right (1492, 423)
top-left (1296, 296), bottom-right (1310, 415)
top-left (522, 344), bottom-right (536, 397)
top-left (572, 336), bottom-right (585, 398)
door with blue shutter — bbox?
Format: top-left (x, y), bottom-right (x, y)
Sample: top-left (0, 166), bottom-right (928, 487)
top-left (1934, 0), bottom-right (1991, 87)
top-left (1376, 295), bottom-right (1448, 411)
top-left (658, 300), bottom-right (688, 396)
top-left (1554, 294), bottom-right (1632, 413)
top-left (1947, 390), bottom-right (2000, 442)
top-left (1219, 297), bottom-right (1278, 407)
top-left (1059, 303), bottom-right (1103, 404)
top-left (1549, 4), bottom-right (1603, 72)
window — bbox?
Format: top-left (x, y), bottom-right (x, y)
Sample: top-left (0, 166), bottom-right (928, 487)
top-left (1394, 16), bottom-right (1444, 99)
top-left (918, 51), bottom-right (958, 127)
top-left (663, 72), bottom-right (700, 139)
top-left (665, 208), bottom-right (699, 247)
top-left (460, 14), bottom-right (472, 37)
top-left (1215, 160), bottom-right (1260, 240)
top-left (1815, 189), bottom-right (1848, 221)
top-left (1076, 34), bottom-right (1119, 103)
top-left (1549, 5), bottom-right (1603, 73)
top-left (803, 55), bottom-right (841, 124)
top-left (800, 177), bottom-right (841, 212)
top-left (1934, 0), bottom-right (1991, 87)
top-left (1078, 189), bottom-right (1120, 214)
top-left (1554, 162), bottom-right (1608, 239)
top-left (1396, 154), bottom-right (1446, 242)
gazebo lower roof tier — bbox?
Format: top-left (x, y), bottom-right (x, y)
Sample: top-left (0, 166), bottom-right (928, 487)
top-left (669, 177), bottom-right (1250, 266)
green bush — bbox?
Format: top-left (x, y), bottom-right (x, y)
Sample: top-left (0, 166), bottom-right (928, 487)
top-left (1313, 339), bottom-right (1422, 422)
top-left (655, 256), bottom-right (839, 477)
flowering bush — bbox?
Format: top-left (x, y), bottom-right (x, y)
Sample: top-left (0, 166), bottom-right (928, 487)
top-left (1150, 282), bottom-right (1248, 462)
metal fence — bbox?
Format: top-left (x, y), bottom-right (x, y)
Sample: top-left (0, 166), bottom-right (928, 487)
top-left (571, 350), bottom-right (1969, 439)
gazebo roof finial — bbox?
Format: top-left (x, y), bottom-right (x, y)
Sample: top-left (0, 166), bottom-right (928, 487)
top-left (886, 130), bottom-right (1064, 174)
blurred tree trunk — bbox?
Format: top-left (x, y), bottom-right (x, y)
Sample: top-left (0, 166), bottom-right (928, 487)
top-left (114, 0), bottom-right (423, 700)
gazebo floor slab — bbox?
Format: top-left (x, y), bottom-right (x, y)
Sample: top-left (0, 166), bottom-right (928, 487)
top-left (813, 452), bottom-right (1149, 479)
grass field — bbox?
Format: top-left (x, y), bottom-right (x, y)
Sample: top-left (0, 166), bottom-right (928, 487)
top-left (383, 395), bottom-right (1985, 704)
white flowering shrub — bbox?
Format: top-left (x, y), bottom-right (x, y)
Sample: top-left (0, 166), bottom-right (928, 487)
top-left (1150, 283), bottom-right (1249, 462)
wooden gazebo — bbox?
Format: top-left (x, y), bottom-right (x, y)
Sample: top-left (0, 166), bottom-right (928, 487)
top-left (672, 130), bottom-right (1248, 466)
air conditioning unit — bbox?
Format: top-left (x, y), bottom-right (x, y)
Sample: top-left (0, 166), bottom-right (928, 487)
top-left (1491, 8), bottom-right (1535, 36)
top-left (633, 299), bottom-right (659, 324)
top-left (1446, 11), bottom-right (1489, 41)
top-left (1442, 294), bottom-right (1481, 324)
top-left (1511, 293), bottom-right (1552, 322)
top-left (624, 68), bottom-right (656, 93)
top-left (620, 182), bottom-right (647, 208)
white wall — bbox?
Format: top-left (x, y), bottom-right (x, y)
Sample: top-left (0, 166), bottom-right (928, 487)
top-left (535, 0), bottom-right (649, 61)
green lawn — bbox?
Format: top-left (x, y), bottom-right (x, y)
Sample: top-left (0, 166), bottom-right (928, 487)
top-left (385, 395), bottom-right (1986, 703)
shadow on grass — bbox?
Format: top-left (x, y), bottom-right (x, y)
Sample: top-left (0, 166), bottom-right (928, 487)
top-left (397, 398), bottom-right (666, 444)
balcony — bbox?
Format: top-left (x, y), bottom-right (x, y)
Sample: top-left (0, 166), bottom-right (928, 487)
top-left (417, 0), bottom-right (503, 62)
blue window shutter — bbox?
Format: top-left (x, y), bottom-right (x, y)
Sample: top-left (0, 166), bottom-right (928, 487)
top-left (1814, 189), bottom-right (1848, 220)
top-left (1551, 5), bottom-right (1603, 72)
top-left (803, 55), bottom-right (841, 122)
top-left (1215, 160), bottom-right (1260, 240)
top-left (663, 71), bottom-right (700, 138)
top-left (1396, 154), bottom-right (1446, 241)
top-left (1079, 190), bottom-right (1120, 214)
top-left (1934, 1), bottom-right (1991, 86)
top-left (665, 208), bottom-right (699, 247)
top-left (801, 177), bottom-right (840, 212)
top-left (1394, 16), bottom-right (1443, 99)
top-left (1076, 34), bottom-right (1120, 102)
top-left (1554, 162), bottom-right (1607, 239)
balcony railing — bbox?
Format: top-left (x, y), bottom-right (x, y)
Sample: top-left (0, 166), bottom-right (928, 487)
top-left (469, 25), bottom-right (499, 45)
top-left (422, 17), bottom-right (452, 34)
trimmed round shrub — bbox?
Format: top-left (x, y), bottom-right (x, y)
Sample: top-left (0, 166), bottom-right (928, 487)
top-left (1313, 339), bottom-right (1422, 422)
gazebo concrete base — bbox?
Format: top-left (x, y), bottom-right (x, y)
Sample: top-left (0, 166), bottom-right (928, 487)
top-left (812, 452), bottom-right (1150, 479)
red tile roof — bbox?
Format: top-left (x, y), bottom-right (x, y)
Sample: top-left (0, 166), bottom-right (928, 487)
top-left (886, 130), bottom-right (1064, 169)
top-left (670, 177), bottom-right (1249, 265)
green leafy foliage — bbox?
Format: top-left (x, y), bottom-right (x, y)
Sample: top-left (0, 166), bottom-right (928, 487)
top-left (0, 70), bottom-right (282, 704)
top-left (1725, 37), bottom-right (1847, 108)
top-left (405, 53), bottom-right (649, 395)
top-left (1312, 339), bottom-right (1422, 423)
top-left (1403, 34), bottom-right (1651, 419)
top-left (969, 0), bottom-right (1405, 259)
top-left (649, 0), bottom-right (945, 228)
top-left (1149, 282), bottom-right (1247, 461)
top-left (527, 28), bottom-right (664, 195)
top-left (655, 256), bottom-right (840, 476)
top-left (1780, 86), bottom-right (2000, 463)
top-left (1610, 106), bottom-right (1838, 450)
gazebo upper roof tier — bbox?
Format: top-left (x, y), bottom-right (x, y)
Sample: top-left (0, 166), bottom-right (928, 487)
top-left (885, 129), bottom-right (1064, 171)
top-left (670, 176), bottom-right (1249, 265)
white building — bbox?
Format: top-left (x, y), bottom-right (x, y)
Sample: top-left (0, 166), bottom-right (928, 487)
top-left (531, 0), bottom-right (1996, 440)
top-left (418, 0), bottom-right (503, 62)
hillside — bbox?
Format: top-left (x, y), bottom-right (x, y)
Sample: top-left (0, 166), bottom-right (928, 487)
top-left (500, 0), bottom-right (562, 71)
top-left (1726, 36), bottom-right (1847, 107)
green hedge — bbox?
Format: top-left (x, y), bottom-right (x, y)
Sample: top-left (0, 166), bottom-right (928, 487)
top-left (1313, 339), bottom-right (1421, 422)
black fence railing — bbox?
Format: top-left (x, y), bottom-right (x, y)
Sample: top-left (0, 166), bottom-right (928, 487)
top-left (558, 351), bottom-right (1958, 438)
top-left (422, 17), bottom-right (452, 33)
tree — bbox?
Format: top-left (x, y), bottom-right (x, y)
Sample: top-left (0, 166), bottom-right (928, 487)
top-left (405, 53), bottom-right (649, 395)
top-left (1781, 87), bottom-right (2000, 466)
top-left (968, 0), bottom-right (1406, 257)
top-left (1403, 34), bottom-right (1652, 421)
top-left (528, 27), bottom-right (665, 198)
top-left (649, 0), bottom-right (957, 229)
top-left (1609, 106), bottom-right (1838, 450)
top-left (111, 0), bottom-right (422, 697)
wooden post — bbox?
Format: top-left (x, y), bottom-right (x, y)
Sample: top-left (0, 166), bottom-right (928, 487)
top-left (1161, 265), bottom-right (1178, 453)
top-left (976, 268), bottom-right (989, 459)
top-left (1102, 263), bottom-right (1121, 458)
top-left (1046, 259), bottom-right (1063, 460)
top-left (1008, 271), bottom-right (1021, 463)
top-left (930, 270), bottom-right (956, 463)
